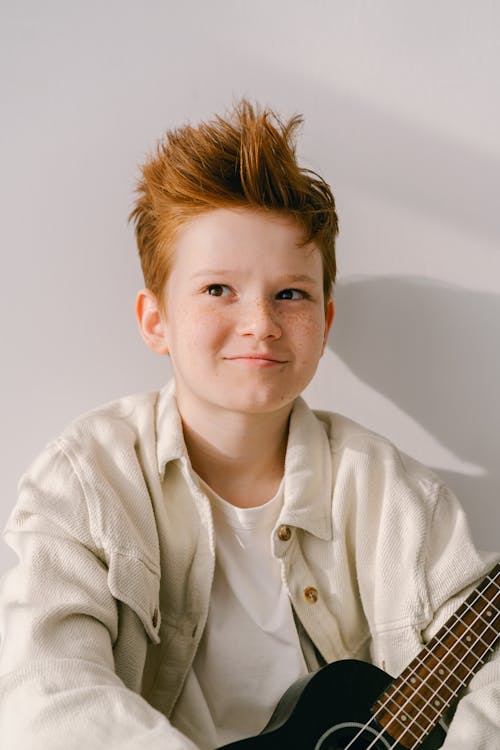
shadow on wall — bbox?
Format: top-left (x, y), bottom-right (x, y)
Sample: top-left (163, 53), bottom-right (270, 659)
top-left (329, 275), bottom-right (500, 548)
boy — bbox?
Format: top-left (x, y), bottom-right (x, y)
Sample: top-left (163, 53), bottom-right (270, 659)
top-left (0, 101), bottom-right (498, 749)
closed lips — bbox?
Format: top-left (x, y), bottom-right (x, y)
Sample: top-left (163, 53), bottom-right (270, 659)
top-left (225, 354), bottom-right (287, 362)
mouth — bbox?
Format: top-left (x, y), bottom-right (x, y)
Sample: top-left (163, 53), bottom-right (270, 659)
top-left (224, 354), bottom-right (287, 366)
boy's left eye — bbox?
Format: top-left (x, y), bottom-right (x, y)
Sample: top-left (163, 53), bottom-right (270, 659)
top-left (276, 288), bottom-right (306, 300)
top-left (205, 284), bottom-right (232, 297)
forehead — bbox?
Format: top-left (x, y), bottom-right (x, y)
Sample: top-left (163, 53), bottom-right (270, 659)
top-left (170, 207), bottom-right (322, 275)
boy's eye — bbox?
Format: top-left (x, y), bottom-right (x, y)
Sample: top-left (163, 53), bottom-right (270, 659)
top-left (276, 288), bottom-right (306, 300)
top-left (206, 284), bottom-right (231, 297)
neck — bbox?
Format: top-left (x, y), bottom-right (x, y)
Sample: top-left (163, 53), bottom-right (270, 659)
top-left (177, 396), bottom-right (293, 507)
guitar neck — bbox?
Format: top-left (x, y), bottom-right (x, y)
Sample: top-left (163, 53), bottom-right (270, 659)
top-left (372, 563), bottom-right (500, 749)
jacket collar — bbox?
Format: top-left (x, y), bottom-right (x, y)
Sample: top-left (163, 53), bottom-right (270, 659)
top-left (155, 379), bottom-right (187, 474)
top-left (155, 379), bottom-right (333, 541)
top-left (279, 397), bottom-right (333, 541)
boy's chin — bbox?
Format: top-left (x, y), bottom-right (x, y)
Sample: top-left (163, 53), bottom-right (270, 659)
top-left (214, 390), bottom-right (299, 417)
top-left (174, 378), bottom-right (307, 418)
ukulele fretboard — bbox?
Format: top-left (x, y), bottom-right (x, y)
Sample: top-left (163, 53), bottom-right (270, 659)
top-left (372, 563), bottom-right (500, 749)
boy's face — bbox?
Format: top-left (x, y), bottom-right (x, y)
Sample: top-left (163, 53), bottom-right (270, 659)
top-left (141, 207), bottom-right (333, 420)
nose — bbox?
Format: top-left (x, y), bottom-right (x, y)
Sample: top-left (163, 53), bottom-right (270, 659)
top-left (237, 297), bottom-right (282, 341)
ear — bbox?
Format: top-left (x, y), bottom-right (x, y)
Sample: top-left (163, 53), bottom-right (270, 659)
top-left (321, 297), bottom-right (334, 355)
top-left (135, 289), bottom-right (169, 354)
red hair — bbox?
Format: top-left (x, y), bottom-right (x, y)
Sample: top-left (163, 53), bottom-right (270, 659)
top-left (130, 100), bottom-right (338, 306)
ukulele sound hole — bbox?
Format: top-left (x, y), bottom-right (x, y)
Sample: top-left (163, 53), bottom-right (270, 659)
top-left (314, 722), bottom-right (392, 750)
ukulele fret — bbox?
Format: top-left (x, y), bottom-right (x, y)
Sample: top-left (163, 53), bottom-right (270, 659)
top-left (371, 564), bottom-right (500, 750)
top-left (432, 624), bottom-right (487, 676)
top-left (382, 709), bottom-right (422, 743)
top-left (382, 694), bottom-right (429, 734)
top-left (408, 654), bottom-right (465, 696)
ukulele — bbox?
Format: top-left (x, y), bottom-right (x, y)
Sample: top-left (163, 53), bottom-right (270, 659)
top-left (219, 563), bottom-right (500, 750)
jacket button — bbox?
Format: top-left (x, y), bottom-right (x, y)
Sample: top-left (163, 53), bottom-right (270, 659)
top-left (304, 586), bottom-right (318, 603)
top-left (277, 525), bottom-right (292, 541)
top-left (152, 607), bottom-right (159, 628)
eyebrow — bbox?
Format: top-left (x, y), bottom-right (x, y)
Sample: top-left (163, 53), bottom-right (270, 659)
top-left (190, 270), bottom-right (319, 285)
top-left (282, 274), bottom-right (319, 285)
top-left (190, 269), bottom-right (235, 279)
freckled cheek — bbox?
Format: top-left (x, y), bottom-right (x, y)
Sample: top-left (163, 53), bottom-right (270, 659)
top-left (173, 306), bottom-right (232, 351)
top-left (283, 311), bottom-right (326, 352)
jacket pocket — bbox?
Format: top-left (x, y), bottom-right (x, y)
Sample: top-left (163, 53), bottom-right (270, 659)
top-left (107, 550), bottom-right (161, 644)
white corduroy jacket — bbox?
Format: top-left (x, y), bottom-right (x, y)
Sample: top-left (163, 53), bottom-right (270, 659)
top-left (0, 380), bottom-right (498, 749)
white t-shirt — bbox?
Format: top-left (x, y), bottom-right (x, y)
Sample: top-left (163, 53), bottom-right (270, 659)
top-left (170, 477), bottom-right (308, 749)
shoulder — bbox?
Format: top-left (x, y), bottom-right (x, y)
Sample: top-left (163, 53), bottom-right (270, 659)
top-left (302, 404), bottom-right (497, 636)
top-left (311, 406), bottom-right (441, 498)
top-left (307, 405), bottom-right (446, 582)
top-left (40, 389), bottom-right (163, 500)
top-left (56, 390), bottom-right (160, 454)
top-left (12, 390), bottom-right (163, 555)
top-left (52, 388), bottom-right (163, 519)
top-left (305, 408), bottom-right (441, 626)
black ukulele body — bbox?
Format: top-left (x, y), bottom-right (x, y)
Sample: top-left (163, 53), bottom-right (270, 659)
top-left (219, 660), bottom-right (446, 750)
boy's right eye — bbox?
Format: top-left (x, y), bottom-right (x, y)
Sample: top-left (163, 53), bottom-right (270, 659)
top-left (206, 284), bottom-right (231, 297)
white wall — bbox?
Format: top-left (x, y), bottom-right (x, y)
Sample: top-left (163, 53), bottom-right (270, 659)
top-left (1, 0), bottom-right (499, 573)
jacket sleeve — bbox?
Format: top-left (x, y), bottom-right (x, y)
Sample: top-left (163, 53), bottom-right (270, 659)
top-left (421, 484), bottom-right (500, 748)
top-left (0, 442), bottom-right (199, 750)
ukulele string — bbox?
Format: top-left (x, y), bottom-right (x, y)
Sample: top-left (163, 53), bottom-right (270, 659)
top-left (370, 579), bottom-right (499, 750)
top-left (377, 579), bottom-right (500, 750)
top-left (373, 581), bottom-right (500, 750)
top-left (355, 600), bottom-right (498, 750)
top-left (339, 572), bottom-right (500, 750)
